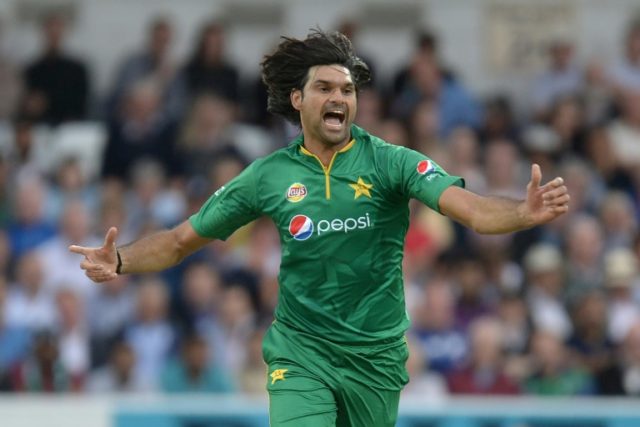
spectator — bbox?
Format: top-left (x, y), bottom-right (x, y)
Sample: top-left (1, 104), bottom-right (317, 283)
top-left (411, 281), bottom-right (468, 374)
top-left (608, 91), bottom-right (640, 169)
top-left (598, 191), bottom-right (638, 250)
top-left (125, 277), bottom-right (175, 388)
top-left (106, 16), bottom-right (183, 120)
top-left (177, 262), bottom-right (223, 337)
top-left (564, 214), bottom-right (605, 301)
top-left (496, 292), bottom-right (531, 356)
top-left (604, 248), bottom-right (640, 344)
top-left (102, 79), bottom-right (179, 180)
top-left (178, 93), bottom-right (274, 168)
top-left (354, 88), bottom-right (384, 135)
top-left (479, 96), bottom-right (519, 143)
top-left (392, 55), bottom-right (482, 137)
top-left (451, 254), bottom-right (495, 330)
top-left (548, 96), bottom-right (586, 155)
top-left (48, 157), bottom-right (100, 223)
top-left (14, 331), bottom-right (70, 392)
top-left (87, 274), bottom-right (135, 368)
top-left (217, 283), bottom-right (257, 376)
top-left (180, 21), bottom-right (239, 103)
top-left (37, 199), bottom-right (99, 300)
top-left (447, 316), bottom-right (520, 395)
top-left (238, 328), bottom-right (269, 395)
top-left (0, 156), bottom-right (10, 227)
top-left (124, 159), bottom-right (186, 231)
top-left (520, 125), bottom-right (562, 182)
top-left (523, 243), bottom-right (572, 340)
top-left (4, 251), bottom-right (56, 332)
top-left (6, 174), bottom-right (56, 259)
top-left (529, 40), bottom-right (583, 119)
top-left (596, 321), bottom-right (640, 395)
top-left (607, 21), bottom-right (640, 93)
top-left (54, 289), bottom-right (89, 391)
top-left (582, 60), bottom-right (614, 126)
top-left (407, 99), bottom-right (445, 158)
top-left (5, 119), bottom-right (46, 180)
top-left (582, 125), bottom-right (634, 195)
top-left (161, 334), bottom-right (234, 393)
top-left (21, 12), bottom-right (89, 125)
top-left (0, 20), bottom-right (22, 121)
top-left (568, 291), bottom-right (614, 375)
top-left (393, 30), bottom-right (452, 96)
top-left (446, 127), bottom-right (486, 194)
top-left (402, 333), bottom-right (448, 400)
top-left (87, 341), bottom-right (148, 393)
top-left (525, 330), bottom-right (595, 395)
top-left (0, 277), bottom-right (32, 391)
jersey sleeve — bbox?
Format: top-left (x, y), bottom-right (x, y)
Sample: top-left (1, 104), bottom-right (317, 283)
top-left (388, 146), bottom-right (465, 213)
top-left (189, 162), bottom-right (261, 240)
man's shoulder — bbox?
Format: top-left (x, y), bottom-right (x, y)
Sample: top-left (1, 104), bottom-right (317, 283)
top-left (353, 125), bottom-right (398, 152)
top-left (243, 144), bottom-right (298, 177)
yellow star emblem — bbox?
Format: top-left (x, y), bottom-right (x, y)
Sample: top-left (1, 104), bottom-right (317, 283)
top-left (270, 368), bottom-right (288, 384)
top-left (349, 177), bottom-right (373, 199)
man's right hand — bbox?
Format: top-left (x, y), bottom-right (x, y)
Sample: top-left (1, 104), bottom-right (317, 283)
top-left (69, 226), bottom-right (119, 283)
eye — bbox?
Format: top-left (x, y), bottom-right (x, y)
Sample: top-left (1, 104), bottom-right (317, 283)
top-left (319, 87), bottom-right (330, 93)
top-left (343, 88), bottom-right (354, 95)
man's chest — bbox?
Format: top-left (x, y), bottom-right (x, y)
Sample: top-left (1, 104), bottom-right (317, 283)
top-left (260, 161), bottom-right (389, 243)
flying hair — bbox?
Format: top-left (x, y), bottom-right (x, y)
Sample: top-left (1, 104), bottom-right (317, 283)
top-left (260, 29), bottom-right (371, 124)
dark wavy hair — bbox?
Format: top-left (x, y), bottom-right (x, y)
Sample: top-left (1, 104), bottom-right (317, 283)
top-left (260, 29), bottom-right (371, 124)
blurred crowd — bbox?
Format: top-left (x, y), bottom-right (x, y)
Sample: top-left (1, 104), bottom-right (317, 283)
top-left (2, 11), bottom-right (640, 398)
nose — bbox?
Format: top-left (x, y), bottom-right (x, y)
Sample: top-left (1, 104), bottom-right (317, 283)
top-left (328, 88), bottom-right (345, 103)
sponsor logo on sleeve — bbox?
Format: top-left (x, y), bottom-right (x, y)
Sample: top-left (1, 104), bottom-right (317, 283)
top-left (286, 183), bottom-right (308, 203)
top-left (213, 186), bottom-right (226, 197)
top-left (417, 160), bottom-right (435, 175)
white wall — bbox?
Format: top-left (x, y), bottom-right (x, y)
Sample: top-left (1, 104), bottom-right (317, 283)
top-left (1, 0), bottom-right (639, 100)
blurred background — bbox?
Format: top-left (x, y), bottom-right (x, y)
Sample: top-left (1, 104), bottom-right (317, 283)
top-left (2, 0), bottom-right (640, 426)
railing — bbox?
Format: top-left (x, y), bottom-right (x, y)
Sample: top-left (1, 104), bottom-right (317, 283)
top-left (1, 395), bottom-right (640, 427)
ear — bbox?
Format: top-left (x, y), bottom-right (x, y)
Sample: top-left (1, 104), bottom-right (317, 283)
top-left (290, 89), bottom-right (302, 112)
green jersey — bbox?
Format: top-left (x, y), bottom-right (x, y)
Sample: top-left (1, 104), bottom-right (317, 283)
top-left (190, 125), bottom-right (464, 344)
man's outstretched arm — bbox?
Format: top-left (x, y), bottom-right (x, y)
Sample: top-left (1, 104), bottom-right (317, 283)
top-left (439, 164), bottom-right (570, 234)
top-left (69, 221), bottom-right (211, 283)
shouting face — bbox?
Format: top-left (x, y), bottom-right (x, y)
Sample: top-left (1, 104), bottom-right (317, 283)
top-left (291, 64), bottom-right (357, 148)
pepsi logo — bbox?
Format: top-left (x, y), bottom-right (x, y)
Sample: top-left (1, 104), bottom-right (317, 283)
top-left (417, 160), bottom-right (435, 175)
top-left (289, 215), bottom-right (314, 241)
top-left (286, 183), bottom-right (307, 203)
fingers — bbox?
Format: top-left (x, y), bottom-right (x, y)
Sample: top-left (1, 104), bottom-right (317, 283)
top-left (81, 260), bottom-right (118, 283)
top-left (85, 270), bottom-right (118, 283)
top-left (80, 260), bottom-right (115, 274)
top-left (529, 164), bottom-right (542, 190)
top-left (549, 204), bottom-right (570, 214)
top-left (104, 227), bottom-right (119, 248)
top-left (538, 177), bottom-right (564, 192)
top-left (542, 186), bottom-right (569, 204)
top-left (68, 245), bottom-right (91, 256)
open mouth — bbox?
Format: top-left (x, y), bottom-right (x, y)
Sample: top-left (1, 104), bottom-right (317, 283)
top-left (323, 110), bottom-right (346, 129)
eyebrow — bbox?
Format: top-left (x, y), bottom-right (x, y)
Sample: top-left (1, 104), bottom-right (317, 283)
top-left (313, 79), bottom-right (355, 88)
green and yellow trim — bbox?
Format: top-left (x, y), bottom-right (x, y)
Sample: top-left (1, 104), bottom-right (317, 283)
top-left (300, 139), bottom-right (356, 199)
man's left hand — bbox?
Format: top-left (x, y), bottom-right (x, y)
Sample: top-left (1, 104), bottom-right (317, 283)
top-left (520, 163), bottom-right (570, 226)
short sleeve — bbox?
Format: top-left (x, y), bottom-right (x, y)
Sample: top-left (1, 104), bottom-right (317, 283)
top-left (189, 163), bottom-right (261, 240)
top-left (389, 146), bottom-right (465, 213)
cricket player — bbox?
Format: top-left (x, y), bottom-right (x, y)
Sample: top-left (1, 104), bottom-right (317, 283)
top-left (71, 30), bottom-right (569, 426)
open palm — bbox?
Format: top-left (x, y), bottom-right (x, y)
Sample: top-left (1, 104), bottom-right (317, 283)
top-left (524, 164), bottom-right (570, 226)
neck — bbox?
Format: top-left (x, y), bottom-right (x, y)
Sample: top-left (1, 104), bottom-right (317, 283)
top-left (302, 132), bottom-right (351, 167)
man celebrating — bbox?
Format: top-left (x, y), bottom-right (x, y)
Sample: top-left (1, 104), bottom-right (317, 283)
top-left (71, 30), bottom-right (569, 426)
